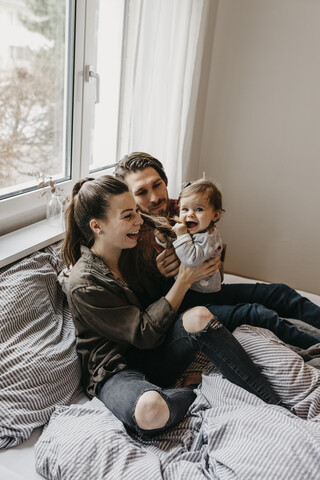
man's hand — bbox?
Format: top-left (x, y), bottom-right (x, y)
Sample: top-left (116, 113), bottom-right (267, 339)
top-left (156, 247), bottom-right (180, 277)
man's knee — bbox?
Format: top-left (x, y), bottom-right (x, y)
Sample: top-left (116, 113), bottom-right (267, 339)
top-left (182, 306), bottom-right (213, 333)
top-left (268, 283), bottom-right (294, 297)
top-left (252, 302), bottom-right (277, 316)
top-left (134, 390), bottom-right (169, 431)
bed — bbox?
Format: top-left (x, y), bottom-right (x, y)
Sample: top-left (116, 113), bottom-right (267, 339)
top-left (1, 244), bottom-right (320, 480)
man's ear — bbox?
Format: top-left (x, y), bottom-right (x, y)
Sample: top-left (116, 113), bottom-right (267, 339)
top-left (212, 209), bottom-right (222, 223)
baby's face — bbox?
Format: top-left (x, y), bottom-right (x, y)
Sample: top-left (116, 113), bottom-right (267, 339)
top-left (179, 194), bottom-right (219, 234)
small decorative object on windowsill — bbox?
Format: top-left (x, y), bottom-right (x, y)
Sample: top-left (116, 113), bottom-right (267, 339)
top-left (46, 193), bottom-right (64, 227)
top-left (34, 172), bottom-right (68, 228)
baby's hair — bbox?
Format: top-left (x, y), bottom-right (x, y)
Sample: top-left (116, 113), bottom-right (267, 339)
top-left (178, 179), bottom-right (225, 213)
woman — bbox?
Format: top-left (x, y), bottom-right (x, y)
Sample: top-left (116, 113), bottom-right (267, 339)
top-left (62, 175), bottom-right (282, 436)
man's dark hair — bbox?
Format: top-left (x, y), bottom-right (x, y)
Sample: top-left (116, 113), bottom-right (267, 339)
top-left (115, 152), bottom-right (168, 186)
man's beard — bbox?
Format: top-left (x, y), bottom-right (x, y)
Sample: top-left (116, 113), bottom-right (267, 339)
top-left (149, 198), bottom-right (169, 216)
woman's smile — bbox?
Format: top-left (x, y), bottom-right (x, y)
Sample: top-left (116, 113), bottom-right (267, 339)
top-left (127, 230), bottom-right (140, 241)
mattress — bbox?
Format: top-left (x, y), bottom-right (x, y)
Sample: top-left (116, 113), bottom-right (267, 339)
top-left (1, 273), bottom-right (320, 480)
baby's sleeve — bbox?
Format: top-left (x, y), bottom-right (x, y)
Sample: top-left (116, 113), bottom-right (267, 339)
top-left (173, 231), bottom-right (216, 266)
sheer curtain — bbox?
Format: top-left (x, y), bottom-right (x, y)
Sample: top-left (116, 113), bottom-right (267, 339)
top-left (118, 0), bottom-right (209, 197)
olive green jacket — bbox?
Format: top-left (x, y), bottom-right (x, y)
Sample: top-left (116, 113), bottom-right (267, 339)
top-left (65, 246), bottom-right (176, 397)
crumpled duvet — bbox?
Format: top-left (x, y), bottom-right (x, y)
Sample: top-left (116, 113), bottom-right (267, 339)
top-left (35, 325), bottom-right (320, 480)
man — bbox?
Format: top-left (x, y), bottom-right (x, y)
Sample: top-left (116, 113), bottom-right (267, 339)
top-left (114, 152), bottom-right (320, 346)
top-left (114, 152), bottom-right (185, 278)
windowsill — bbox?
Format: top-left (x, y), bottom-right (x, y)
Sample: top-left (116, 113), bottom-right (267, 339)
top-left (0, 219), bottom-right (65, 269)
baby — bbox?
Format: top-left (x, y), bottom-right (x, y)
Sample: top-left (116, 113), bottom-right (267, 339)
top-left (155, 179), bottom-right (224, 293)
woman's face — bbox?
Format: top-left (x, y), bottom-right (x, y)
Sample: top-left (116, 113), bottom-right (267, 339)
top-left (97, 192), bottom-right (143, 251)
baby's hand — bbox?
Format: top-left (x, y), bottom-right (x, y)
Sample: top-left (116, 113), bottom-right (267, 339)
top-left (173, 221), bottom-right (188, 237)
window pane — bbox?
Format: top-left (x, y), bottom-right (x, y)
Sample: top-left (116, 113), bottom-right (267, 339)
top-left (0, 0), bottom-right (73, 199)
top-left (89, 0), bottom-right (125, 172)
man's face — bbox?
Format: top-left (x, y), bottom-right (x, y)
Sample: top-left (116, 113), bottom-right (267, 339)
top-left (124, 167), bottom-right (169, 215)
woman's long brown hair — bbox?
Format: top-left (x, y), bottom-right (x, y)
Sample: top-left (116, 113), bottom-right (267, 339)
top-left (62, 175), bottom-right (129, 266)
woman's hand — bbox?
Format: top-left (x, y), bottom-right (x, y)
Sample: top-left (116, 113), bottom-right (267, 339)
top-left (176, 254), bottom-right (221, 287)
top-left (165, 253), bottom-right (221, 312)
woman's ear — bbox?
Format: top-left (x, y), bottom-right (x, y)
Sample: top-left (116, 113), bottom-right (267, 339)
top-left (89, 218), bottom-right (101, 235)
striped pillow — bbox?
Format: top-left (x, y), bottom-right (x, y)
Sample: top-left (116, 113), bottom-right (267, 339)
top-left (0, 246), bottom-right (82, 449)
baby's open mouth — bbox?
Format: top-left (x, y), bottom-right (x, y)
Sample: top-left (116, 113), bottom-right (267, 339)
top-left (186, 222), bottom-right (198, 229)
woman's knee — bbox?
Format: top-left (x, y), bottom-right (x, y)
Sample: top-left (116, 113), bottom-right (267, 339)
top-left (134, 390), bottom-right (170, 431)
top-left (182, 306), bottom-right (213, 333)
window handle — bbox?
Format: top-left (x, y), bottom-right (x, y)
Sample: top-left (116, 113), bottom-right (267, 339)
top-left (85, 65), bottom-right (100, 104)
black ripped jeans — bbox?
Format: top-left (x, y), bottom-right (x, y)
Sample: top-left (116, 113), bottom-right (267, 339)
top-left (98, 313), bottom-right (281, 436)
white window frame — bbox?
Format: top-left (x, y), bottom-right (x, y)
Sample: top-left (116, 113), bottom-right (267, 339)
top-left (0, 0), bottom-right (77, 236)
top-left (0, 0), bottom-right (122, 238)
top-left (0, 0), bottom-right (124, 266)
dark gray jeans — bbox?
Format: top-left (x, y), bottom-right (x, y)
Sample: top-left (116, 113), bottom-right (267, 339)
top-left (98, 314), bottom-right (281, 436)
top-left (179, 283), bottom-right (320, 348)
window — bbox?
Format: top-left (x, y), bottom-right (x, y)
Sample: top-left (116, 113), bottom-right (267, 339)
top-left (0, 0), bottom-right (205, 237)
top-left (86, 0), bottom-right (125, 172)
top-left (0, 0), bottom-right (125, 235)
top-left (0, 0), bottom-right (73, 200)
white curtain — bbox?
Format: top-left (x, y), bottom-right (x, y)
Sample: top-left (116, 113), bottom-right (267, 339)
top-left (118, 0), bottom-right (209, 197)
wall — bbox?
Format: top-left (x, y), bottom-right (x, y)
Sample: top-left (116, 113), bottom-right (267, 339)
top-left (198, 0), bottom-right (320, 295)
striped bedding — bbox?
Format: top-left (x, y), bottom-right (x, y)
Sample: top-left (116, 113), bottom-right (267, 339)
top-left (0, 245), bottom-right (82, 449)
top-left (34, 325), bottom-right (320, 480)
top-left (2, 243), bottom-right (320, 479)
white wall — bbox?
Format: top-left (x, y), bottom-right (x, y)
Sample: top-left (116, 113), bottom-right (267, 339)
top-left (198, 0), bottom-right (320, 294)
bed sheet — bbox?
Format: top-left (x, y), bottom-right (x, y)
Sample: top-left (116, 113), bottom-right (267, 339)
top-left (34, 325), bottom-right (320, 479)
top-left (0, 394), bottom-right (89, 480)
top-left (1, 274), bottom-right (320, 480)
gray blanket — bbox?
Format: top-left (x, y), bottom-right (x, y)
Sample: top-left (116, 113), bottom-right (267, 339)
top-left (35, 325), bottom-right (320, 480)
